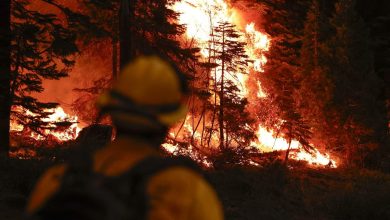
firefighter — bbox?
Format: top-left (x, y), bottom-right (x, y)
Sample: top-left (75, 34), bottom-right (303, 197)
top-left (26, 56), bottom-right (224, 220)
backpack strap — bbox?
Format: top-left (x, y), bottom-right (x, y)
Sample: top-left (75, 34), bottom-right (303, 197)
top-left (32, 155), bottom-right (202, 220)
top-left (34, 154), bottom-right (127, 220)
top-left (106, 155), bottom-right (202, 220)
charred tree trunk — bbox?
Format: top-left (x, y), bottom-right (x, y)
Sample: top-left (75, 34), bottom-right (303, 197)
top-left (284, 137), bottom-right (292, 164)
top-left (200, 111), bottom-right (206, 146)
top-left (201, 12), bottom-right (213, 147)
top-left (313, 0), bottom-right (319, 68)
top-left (174, 98), bottom-right (191, 140)
top-left (207, 68), bottom-right (218, 148)
top-left (272, 127), bottom-right (281, 149)
top-left (174, 119), bottom-right (186, 140)
top-left (0, 0), bottom-right (11, 156)
top-left (192, 108), bottom-right (205, 145)
top-left (207, 34), bottom-right (217, 148)
top-left (218, 27), bottom-right (225, 150)
top-left (119, 0), bottom-right (133, 69)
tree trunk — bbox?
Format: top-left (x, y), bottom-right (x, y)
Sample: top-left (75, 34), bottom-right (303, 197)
top-left (119, 0), bottom-right (133, 69)
top-left (0, 0), bottom-right (11, 156)
top-left (313, 0), bottom-right (319, 68)
top-left (207, 68), bottom-right (218, 148)
top-left (174, 119), bottom-right (186, 140)
top-left (284, 137), bottom-right (292, 165)
top-left (201, 109), bottom-right (206, 146)
top-left (272, 127), bottom-right (281, 149)
top-left (192, 107), bottom-right (205, 145)
top-left (207, 32), bottom-right (217, 148)
top-left (218, 27), bottom-right (225, 150)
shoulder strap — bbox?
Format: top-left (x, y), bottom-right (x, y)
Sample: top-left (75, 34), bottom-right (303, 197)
top-left (35, 162), bottom-right (125, 220)
top-left (105, 156), bottom-right (202, 220)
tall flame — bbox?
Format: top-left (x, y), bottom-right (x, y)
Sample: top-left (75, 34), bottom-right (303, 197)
top-left (168, 0), bottom-right (337, 168)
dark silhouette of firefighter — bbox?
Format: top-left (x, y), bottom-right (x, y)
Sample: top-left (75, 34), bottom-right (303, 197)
top-left (26, 56), bottom-right (224, 220)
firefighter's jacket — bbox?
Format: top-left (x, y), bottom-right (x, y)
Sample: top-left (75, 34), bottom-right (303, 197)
top-left (26, 137), bottom-right (224, 220)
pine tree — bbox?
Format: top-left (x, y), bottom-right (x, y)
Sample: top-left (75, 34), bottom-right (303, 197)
top-left (0, 0), bottom-right (11, 155)
top-left (70, 0), bottom-right (120, 123)
top-left (208, 21), bottom-right (255, 150)
top-left (298, 0), bottom-right (334, 151)
top-left (11, 0), bottom-right (79, 135)
top-left (355, 0), bottom-right (390, 168)
top-left (82, 0), bottom-right (198, 69)
top-left (259, 0), bottom-right (313, 161)
top-left (326, 0), bottom-right (385, 166)
top-left (74, 0), bottom-right (199, 125)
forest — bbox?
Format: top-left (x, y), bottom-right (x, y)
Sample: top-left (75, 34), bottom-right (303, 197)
top-left (0, 0), bottom-right (389, 219)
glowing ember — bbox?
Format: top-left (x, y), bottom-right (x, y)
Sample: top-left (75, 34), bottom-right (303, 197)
top-left (168, 0), bottom-right (337, 168)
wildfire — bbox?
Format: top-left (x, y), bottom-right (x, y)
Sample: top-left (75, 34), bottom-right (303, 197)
top-left (168, 0), bottom-right (337, 168)
top-left (291, 150), bottom-right (335, 167)
top-left (11, 106), bottom-right (82, 142)
top-left (253, 126), bottom-right (336, 167)
top-left (244, 22), bottom-right (269, 72)
top-left (10, 0), bottom-right (337, 167)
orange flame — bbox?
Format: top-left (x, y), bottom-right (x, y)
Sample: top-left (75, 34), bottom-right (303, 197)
top-left (11, 106), bottom-right (82, 142)
top-left (169, 0), bottom-right (336, 168)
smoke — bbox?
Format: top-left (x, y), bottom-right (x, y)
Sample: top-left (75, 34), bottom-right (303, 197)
top-left (36, 41), bottom-right (111, 116)
top-left (28, 0), bottom-right (112, 123)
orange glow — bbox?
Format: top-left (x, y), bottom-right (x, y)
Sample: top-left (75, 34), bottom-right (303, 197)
top-left (11, 106), bottom-right (82, 142)
top-left (252, 127), bottom-right (300, 152)
top-left (252, 126), bottom-right (336, 167)
top-left (168, 0), bottom-right (337, 168)
top-left (9, 148), bottom-right (37, 159)
top-left (291, 150), bottom-right (336, 167)
top-left (244, 22), bottom-right (269, 72)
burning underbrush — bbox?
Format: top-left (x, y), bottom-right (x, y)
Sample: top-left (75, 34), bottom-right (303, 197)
top-left (163, 139), bottom-right (335, 170)
top-left (10, 123), bottom-right (113, 161)
top-left (10, 106), bottom-right (83, 159)
top-left (8, 100), bottom-right (335, 167)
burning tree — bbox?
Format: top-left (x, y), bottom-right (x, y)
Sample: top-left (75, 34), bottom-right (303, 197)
top-left (208, 21), bottom-right (255, 150)
top-left (1, 0), bottom-right (386, 169)
top-left (77, 0), bottom-right (120, 77)
top-left (258, 0), bottom-right (315, 162)
top-left (164, 0), bottom-right (337, 168)
top-left (72, 0), bottom-right (199, 124)
top-left (323, 0), bottom-right (386, 166)
top-left (10, 0), bottom-right (79, 140)
top-left (298, 0), bottom-right (333, 150)
top-left (80, 0), bottom-right (198, 67)
top-left (295, 0), bottom-right (388, 167)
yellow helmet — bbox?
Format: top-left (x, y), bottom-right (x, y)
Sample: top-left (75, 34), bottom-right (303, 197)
top-left (97, 56), bottom-right (188, 129)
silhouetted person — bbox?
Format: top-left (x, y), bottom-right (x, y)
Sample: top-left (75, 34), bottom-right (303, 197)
top-left (26, 56), bottom-right (223, 220)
